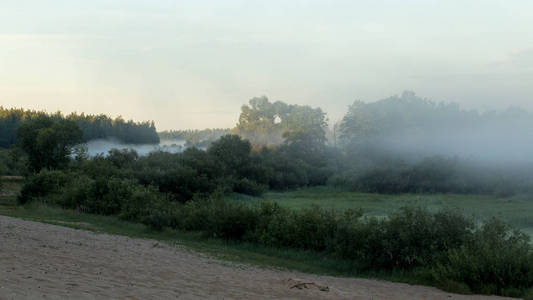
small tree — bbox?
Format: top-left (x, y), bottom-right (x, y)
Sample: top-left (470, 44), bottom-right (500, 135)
top-left (17, 116), bottom-right (83, 172)
top-left (208, 134), bottom-right (252, 176)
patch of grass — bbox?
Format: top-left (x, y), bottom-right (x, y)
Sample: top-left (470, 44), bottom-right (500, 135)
top-left (232, 186), bottom-right (533, 236)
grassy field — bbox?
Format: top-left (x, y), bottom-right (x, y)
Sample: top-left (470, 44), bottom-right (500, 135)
top-left (231, 186), bottom-right (533, 237)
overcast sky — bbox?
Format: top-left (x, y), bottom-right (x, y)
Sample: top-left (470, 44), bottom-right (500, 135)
top-left (1, 0), bottom-right (532, 130)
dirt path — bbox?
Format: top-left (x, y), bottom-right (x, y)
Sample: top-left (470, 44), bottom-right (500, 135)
top-left (0, 216), bottom-right (513, 300)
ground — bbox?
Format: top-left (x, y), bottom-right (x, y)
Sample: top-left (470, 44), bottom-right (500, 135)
top-left (0, 215), bottom-right (512, 300)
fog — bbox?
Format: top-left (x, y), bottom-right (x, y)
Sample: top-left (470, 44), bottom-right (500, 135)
top-left (85, 139), bottom-right (186, 157)
top-left (337, 91), bottom-right (533, 166)
top-left (376, 119), bottom-right (533, 164)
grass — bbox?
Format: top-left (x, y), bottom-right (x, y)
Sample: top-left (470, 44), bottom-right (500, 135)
top-left (231, 186), bottom-right (533, 237)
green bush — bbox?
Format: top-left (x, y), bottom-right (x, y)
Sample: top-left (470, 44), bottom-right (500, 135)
top-left (119, 185), bottom-right (161, 221)
top-left (233, 178), bottom-right (267, 196)
top-left (0, 149), bottom-right (27, 176)
top-left (17, 170), bottom-right (70, 204)
top-left (329, 207), bottom-right (473, 270)
top-left (260, 205), bottom-right (338, 251)
top-left (432, 218), bottom-right (533, 296)
top-left (376, 208), bottom-right (472, 269)
top-left (53, 174), bottom-right (94, 210)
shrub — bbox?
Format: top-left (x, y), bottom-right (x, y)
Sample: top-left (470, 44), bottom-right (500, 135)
top-left (432, 218), bottom-right (533, 296)
top-left (53, 174), bottom-right (94, 210)
top-left (374, 208), bottom-right (472, 269)
top-left (106, 148), bottom-right (139, 169)
top-left (17, 170), bottom-right (70, 204)
top-left (119, 185), bottom-right (160, 221)
top-left (233, 178), bottom-right (267, 196)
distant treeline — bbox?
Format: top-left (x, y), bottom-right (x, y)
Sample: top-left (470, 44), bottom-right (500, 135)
top-left (158, 128), bottom-right (230, 148)
top-left (0, 107), bottom-right (159, 148)
top-left (331, 91), bottom-right (533, 195)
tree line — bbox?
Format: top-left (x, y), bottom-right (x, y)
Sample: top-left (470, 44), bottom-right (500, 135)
top-left (0, 107), bottom-right (159, 149)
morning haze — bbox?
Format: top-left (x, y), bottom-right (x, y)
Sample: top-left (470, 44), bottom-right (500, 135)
top-left (1, 0), bottom-right (532, 129)
top-left (3, 1), bottom-right (533, 299)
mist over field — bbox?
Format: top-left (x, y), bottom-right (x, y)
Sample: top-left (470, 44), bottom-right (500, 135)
top-left (364, 110), bottom-right (533, 163)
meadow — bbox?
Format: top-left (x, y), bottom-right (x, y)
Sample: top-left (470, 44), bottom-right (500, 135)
top-left (233, 187), bottom-right (533, 237)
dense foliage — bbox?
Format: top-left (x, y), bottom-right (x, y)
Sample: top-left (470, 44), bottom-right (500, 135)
top-left (0, 148), bottom-right (26, 176)
top-left (17, 117), bottom-right (83, 172)
top-left (233, 96), bottom-right (328, 147)
top-left (0, 106), bottom-right (159, 148)
top-left (17, 133), bottom-right (330, 207)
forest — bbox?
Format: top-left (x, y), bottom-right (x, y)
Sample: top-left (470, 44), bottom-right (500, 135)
top-left (2, 92), bottom-right (533, 298)
top-left (0, 107), bottom-right (159, 148)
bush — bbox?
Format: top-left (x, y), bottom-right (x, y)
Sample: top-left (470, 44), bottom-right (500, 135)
top-left (233, 178), bottom-right (267, 196)
top-left (119, 185), bottom-right (161, 221)
top-left (17, 170), bottom-right (70, 204)
top-left (87, 178), bottom-right (136, 215)
top-left (329, 207), bottom-right (473, 270)
top-left (432, 218), bottom-right (533, 296)
top-left (0, 149), bottom-right (27, 176)
top-left (261, 205), bottom-right (338, 251)
top-left (53, 174), bottom-right (94, 210)
top-left (374, 208), bottom-right (472, 269)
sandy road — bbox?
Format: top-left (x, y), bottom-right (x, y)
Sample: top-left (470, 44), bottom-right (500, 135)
top-left (0, 215), bottom-right (513, 300)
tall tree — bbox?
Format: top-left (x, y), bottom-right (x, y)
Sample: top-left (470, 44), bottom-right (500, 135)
top-left (0, 106), bottom-right (159, 149)
top-left (233, 96), bottom-right (327, 147)
top-left (17, 116), bottom-right (83, 172)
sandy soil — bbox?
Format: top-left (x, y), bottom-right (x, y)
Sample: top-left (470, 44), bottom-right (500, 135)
top-left (0, 216), bottom-right (514, 300)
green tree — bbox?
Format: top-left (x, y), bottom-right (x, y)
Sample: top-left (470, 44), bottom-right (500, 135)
top-left (0, 106), bottom-right (159, 149)
top-left (208, 134), bottom-right (252, 176)
top-left (17, 116), bottom-right (83, 172)
top-left (233, 96), bottom-right (327, 147)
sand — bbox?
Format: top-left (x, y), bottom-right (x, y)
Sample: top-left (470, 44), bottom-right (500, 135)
top-left (0, 215), bottom-right (513, 300)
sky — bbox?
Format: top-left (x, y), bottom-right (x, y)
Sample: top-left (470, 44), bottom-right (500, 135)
top-left (1, 0), bottom-right (532, 130)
